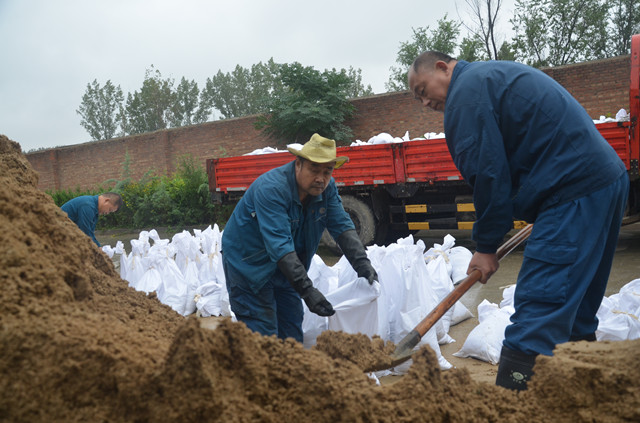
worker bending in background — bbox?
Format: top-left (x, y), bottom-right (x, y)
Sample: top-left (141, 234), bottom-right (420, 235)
top-left (221, 134), bottom-right (378, 343)
top-left (61, 192), bottom-right (123, 246)
top-left (408, 52), bottom-right (628, 390)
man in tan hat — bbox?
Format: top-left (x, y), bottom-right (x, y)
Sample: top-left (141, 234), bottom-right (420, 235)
top-left (221, 133), bottom-right (378, 342)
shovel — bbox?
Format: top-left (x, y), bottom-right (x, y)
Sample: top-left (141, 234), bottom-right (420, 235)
top-left (365, 223), bottom-right (533, 372)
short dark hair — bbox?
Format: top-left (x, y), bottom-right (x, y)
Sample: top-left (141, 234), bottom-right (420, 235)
top-left (102, 192), bottom-right (123, 210)
top-left (412, 51), bottom-right (456, 74)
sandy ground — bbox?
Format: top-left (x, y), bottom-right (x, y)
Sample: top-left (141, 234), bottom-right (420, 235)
top-left (3, 133), bottom-right (640, 422)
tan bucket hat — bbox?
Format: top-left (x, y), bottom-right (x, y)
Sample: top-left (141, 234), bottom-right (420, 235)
top-left (287, 133), bottom-right (349, 169)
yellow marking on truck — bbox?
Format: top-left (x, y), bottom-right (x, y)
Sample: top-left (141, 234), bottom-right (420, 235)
top-left (405, 205), bottom-right (427, 213)
top-left (456, 203), bottom-right (475, 212)
top-left (457, 222), bottom-right (474, 230)
top-left (408, 222), bottom-right (430, 230)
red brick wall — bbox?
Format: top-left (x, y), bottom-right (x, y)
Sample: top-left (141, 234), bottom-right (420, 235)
top-left (26, 55), bottom-right (631, 191)
top-left (542, 55), bottom-right (630, 118)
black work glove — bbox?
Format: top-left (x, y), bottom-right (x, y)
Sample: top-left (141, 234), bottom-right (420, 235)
top-left (277, 252), bottom-right (335, 317)
top-left (337, 229), bottom-right (379, 285)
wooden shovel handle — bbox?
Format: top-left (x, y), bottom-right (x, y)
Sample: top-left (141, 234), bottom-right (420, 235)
top-left (413, 223), bottom-right (533, 338)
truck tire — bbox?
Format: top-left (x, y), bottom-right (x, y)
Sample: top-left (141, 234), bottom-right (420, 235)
top-left (320, 195), bottom-right (375, 255)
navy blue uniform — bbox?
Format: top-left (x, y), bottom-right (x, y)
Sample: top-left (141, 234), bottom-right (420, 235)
top-left (444, 60), bottom-right (628, 355)
top-left (61, 195), bottom-right (100, 246)
top-left (222, 161), bottom-right (354, 341)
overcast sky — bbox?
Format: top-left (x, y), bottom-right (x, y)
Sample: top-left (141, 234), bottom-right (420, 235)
top-left (0, 0), bottom-right (516, 152)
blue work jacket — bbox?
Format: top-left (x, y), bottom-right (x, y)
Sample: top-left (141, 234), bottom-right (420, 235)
top-left (444, 60), bottom-right (626, 253)
top-left (221, 160), bottom-right (355, 293)
top-left (61, 195), bottom-right (100, 246)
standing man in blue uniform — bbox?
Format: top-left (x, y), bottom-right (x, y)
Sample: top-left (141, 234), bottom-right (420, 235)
top-left (61, 192), bottom-right (123, 246)
top-left (221, 134), bottom-right (378, 343)
top-left (408, 52), bottom-right (628, 390)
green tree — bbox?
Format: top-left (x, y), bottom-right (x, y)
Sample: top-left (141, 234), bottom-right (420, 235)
top-left (170, 77), bottom-right (211, 127)
top-left (497, 41), bottom-right (516, 61)
top-left (343, 67), bottom-right (374, 98)
top-left (609, 0), bottom-right (640, 56)
top-left (458, 35), bottom-right (487, 61)
top-left (460, 0), bottom-right (510, 60)
top-left (202, 59), bottom-right (283, 119)
top-left (512, 0), bottom-right (610, 67)
top-left (76, 79), bottom-right (125, 140)
top-left (254, 63), bottom-right (356, 144)
top-left (123, 66), bottom-right (176, 135)
top-left (386, 15), bottom-right (461, 91)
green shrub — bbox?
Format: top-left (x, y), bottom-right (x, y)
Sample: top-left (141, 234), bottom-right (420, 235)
top-left (48, 187), bottom-right (102, 207)
top-left (47, 154), bottom-right (233, 230)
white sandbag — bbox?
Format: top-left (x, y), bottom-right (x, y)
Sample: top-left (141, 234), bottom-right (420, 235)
top-left (331, 255), bottom-right (359, 288)
top-left (147, 238), bottom-right (174, 261)
top-left (424, 247), bottom-right (455, 344)
top-left (156, 259), bottom-right (188, 315)
top-left (451, 301), bottom-right (474, 326)
top-left (194, 281), bottom-right (224, 317)
top-left (619, 278), bottom-right (640, 301)
top-left (308, 255), bottom-right (339, 295)
top-left (499, 285), bottom-right (516, 309)
top-left (367, 132), bottom-right (394, 144)
top-left (134, 230), bottom-right (157, 257)
top-left (172, 230), bottom-right (200, 276)
top-left (301, 255), bottom-right (337, 348)
top-left (366, 244), bottom-right (391, 342)
top-left (376, 236), bottom-right (451, 372)
top-left (119, 250), bottom-right (129, 282)
top-left (449, 246), bottom-right (473, 284)
top-left (197, 225), bottom-right (224, 282)
top-left (327, 277), bottom-right (381, 338)
top-left (123, 252), bottom-right (145, 288)
top-left (596, 278), bottom-right (640, 341)
top-left (301, 310), bottom-right (328, 349)
top-left (596, 297), bottom-right (636, 341)
top-left (136, 266), bottom-right (162, 294)
top-left (183, 259), bottom-right (201, 315)
top-left (101, 245), bottom-right (115, 258)
top-left (453, 300), bottom-right (514, 364)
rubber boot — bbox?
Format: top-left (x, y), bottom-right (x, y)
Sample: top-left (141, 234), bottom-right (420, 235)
top-left (495, 346), bottom-right (537, 391)
top-left (569, 332), bottom-right (597, 342)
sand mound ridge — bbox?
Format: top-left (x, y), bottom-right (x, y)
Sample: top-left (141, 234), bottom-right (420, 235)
top-left (1, 134), bottom-right (639, 422)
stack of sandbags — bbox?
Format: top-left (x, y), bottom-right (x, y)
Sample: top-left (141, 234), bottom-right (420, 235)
top-left (104, 225), bottom-right (229, 317)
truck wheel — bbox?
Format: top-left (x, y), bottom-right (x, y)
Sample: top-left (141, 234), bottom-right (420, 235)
top-left (320, 195), bottom-right (375, 254)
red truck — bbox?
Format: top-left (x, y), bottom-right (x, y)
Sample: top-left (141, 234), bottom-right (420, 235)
top-left (207, 35), bottom-right (640, 248)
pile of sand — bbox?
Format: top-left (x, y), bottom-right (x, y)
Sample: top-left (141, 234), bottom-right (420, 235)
top-left (1, 134), bottom-right (639, 422)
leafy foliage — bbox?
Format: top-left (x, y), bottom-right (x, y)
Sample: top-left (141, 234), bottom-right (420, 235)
top-left (458, 35), bottom-right (487, 62)
top-left (49, 154), bottom-right (233, 229)
top-left (460, 0), bottom-right (512, 60)
top-left (170, 77), bottom-right (210, 127)
top-left (122, 66), bottom-right (177, 135)
top-left (78, 60), bottom-right (371, 141)
top-left (201, 59), bottom-right (283, 119)
top-left (48, 186), bottom-right (102, 207)
top-left (511, 0), bottom-right (610, 67)
top-left (254, 63), bottom-right (358, 144)
top-left (76, 80), bottom-right (124, 140)
top-left (609, 0), bottom-right (640, 56)
top-left (386, 15), bottom-right (461, 92)
top-left (388, 0), bottom-right (634, 89)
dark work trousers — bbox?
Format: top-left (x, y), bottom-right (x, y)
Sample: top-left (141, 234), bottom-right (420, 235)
top-left (223, 256), bottom-right (304, 342)
top-left (504, 173), bottom-right (629, 356)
